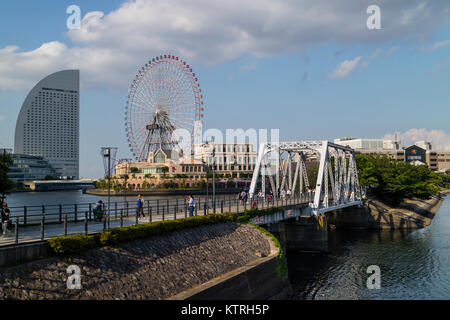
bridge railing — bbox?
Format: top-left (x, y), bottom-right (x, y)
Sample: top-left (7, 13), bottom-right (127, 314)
top-left (1, 193), bottom-right (313, 246)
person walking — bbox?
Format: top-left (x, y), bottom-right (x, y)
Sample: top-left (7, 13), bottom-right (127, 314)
top-left (1, 203), bottom-right (11, 237)
top-left (137, 194), bottom-right (145, 219)
top-left (188, 195), bottom-right (195, 217)
top-left (240, 190), bottom-right (247, 205)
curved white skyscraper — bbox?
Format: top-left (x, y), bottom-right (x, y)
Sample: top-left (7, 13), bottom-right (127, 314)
top-left (14, 70), bottom-right (80, 179)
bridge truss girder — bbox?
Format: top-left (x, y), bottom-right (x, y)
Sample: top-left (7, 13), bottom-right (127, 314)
top-left (249, 141), bottom-right (362, 215)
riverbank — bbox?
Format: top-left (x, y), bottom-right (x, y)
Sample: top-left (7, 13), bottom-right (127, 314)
top-left (327, 192), bottom-right (447, 230)
top-left (0, 222), bottom-right (289, 300)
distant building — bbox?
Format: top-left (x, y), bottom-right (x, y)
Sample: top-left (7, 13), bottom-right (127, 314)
top-left (22, 179), bottom-right (94, 191)
top-left (405, 145), bottom-right (427, 165)
top-left (8, 154), bottom-right (56, 183)
top-left (416, 141), bottom-right (433, 151)
top-left (14, 70), bottom-right (80, 179)
top-left (334, 138), bottom-right (445, 171)
top-left (193, 142), bottom-right (258, 179)
top-left (334, 138), bottom-right (404, 161)
top-left (436, 151), bottom-right (450, 172)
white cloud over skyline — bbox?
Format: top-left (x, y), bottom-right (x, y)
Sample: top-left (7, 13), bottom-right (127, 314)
top-left (384, 128), bottom-right (450, 151)
top-left (0, 0), bottom-right (450, 91)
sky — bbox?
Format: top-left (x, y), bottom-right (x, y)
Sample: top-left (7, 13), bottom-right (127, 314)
top-left (0, 0), bottom-right (449, 178)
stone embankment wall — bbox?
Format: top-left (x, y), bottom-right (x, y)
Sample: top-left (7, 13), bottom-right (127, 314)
top-left (0, 222), bottom-right (288, 300)
top-left (326, 195), bottom-right (444, 230)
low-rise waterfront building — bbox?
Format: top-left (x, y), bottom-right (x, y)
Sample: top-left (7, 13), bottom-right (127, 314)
top-left (8, 154), bottom-right (57, 183)
top-left (23, 179), bottom-right (94, 191)
top-left (114, 148), bottom-right (207, 189)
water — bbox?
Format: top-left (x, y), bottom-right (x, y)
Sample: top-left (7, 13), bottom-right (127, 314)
top-left (288, 196), bottom-right (450, 300)
top-left (3, 190), bottom-right (236, 224)
top-left (4, 190), bottom-right (232, 208)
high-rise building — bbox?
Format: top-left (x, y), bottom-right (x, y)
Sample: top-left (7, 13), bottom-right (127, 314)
top-left (14, 70), bottom-right (80, 179)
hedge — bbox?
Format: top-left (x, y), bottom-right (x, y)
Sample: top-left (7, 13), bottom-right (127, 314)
top-left (99, 212), bottom-right (237, 246)
top-left (48, 234), bottom-right (99, 255)
top-left (48, 212), bottom-right (237, 255)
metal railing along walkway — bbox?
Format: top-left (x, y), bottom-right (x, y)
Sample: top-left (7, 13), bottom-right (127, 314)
top-left (0, 193), bottom-right (315, 247)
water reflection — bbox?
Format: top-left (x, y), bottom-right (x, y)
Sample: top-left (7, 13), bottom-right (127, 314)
top-left (288, 196), bottom-right (450, 300)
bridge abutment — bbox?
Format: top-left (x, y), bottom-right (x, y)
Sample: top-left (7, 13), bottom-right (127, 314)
top-left (265, 214), bottom-right (328, 253)
top-left (283, 216), bottom-right (328, 252)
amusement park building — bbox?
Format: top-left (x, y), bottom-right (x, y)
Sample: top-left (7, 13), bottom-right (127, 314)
top-left (114, 143), bottom-right (258, 190)
top-left (193, 142), bottom-right (258, 179)
top-left (14, 70), bottom-right (80, 179)
top-left (115, 149), bottom-right (207, 189)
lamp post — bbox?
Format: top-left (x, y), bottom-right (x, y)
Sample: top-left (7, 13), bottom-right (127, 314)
top-left (101, 147), bottom-right (117, 230)
top-left (212, 144), bottom-right (216, 207)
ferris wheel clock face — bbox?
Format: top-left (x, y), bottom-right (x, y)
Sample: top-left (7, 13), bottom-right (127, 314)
top-left (125, 54), bottom-right (204, 162)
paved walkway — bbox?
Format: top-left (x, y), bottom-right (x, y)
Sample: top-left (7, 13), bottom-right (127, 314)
top-left (0, 198), bottom-right (307, 247)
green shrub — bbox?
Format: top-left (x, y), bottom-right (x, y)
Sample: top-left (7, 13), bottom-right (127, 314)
top-left (99, 212), bottom-right (237, 246)
top-left (48, 234), bottom-right (99, 255)
top-left (48, 212), bottom-right (238, 255)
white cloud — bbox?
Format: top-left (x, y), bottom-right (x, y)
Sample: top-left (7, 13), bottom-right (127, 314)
top-left (0, 0), bottom-right (450, 90)
top-left (328, 56), bottom-right (362, 80)
top-left (429, 39), bottom-right (450, 51)
top-left (384, 128), bottom-right (450, 151)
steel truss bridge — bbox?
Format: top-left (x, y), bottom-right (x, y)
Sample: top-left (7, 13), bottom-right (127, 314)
top-left (249, 140), bottom-right (363, 215)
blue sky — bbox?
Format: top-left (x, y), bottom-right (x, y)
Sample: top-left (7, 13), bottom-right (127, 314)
top-left (0, 0), bottom-right (449, 178)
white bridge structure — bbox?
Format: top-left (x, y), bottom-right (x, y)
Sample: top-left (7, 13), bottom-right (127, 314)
top-left (249, 141), bottom-right (363, 216)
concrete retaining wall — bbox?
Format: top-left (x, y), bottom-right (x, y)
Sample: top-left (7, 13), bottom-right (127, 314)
top-left (169, 233), bottom-right (291, 300)
top-left (0, 242), bottom-right (49, 268)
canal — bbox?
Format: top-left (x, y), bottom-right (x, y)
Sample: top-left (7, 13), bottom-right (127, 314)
top-left (287, 195), bottom-right (450, 299)
top-left (5, 191), bottom-right (450, 299)
top-left (4, 190), bottom-right (236, 208)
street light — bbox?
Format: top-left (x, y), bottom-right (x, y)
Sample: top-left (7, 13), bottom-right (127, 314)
top-left (202, 138), bottom-right (216, 208)
top-left (101, 147), bottom-right (117, 230)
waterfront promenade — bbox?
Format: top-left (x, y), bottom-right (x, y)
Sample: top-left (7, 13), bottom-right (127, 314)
top-left (0, 194), bottom-right (313, 247)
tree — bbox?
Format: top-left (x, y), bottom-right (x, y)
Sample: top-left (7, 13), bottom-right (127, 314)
top-left (0, 152), bottom-right (14, 204)
top-left (355, 154), bottom-right (442, 203)
top-left (161, 166), bottom-right (169, 176)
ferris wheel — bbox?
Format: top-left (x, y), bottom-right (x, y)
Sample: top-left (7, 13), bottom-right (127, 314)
top-left (125, 54), bottom-right (204, 162)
